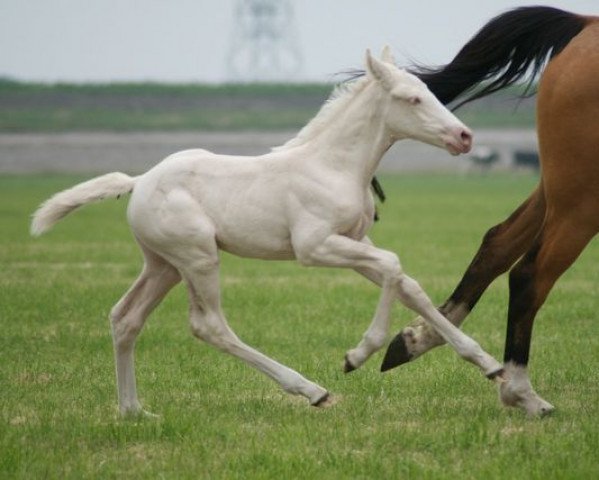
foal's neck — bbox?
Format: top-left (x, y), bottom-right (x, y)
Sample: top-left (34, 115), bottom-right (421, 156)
top-left (311, 81), bottom-right (394, 182)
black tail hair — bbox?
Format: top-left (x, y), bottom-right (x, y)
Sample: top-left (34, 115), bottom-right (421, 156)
top-left (370, 7), bottom-right (587, 210)
top-left (413, 6), bottom-right (587, 108)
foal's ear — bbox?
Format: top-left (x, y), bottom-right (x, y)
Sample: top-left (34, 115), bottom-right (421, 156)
top-left (380, 45), bottom-right (396, 65)
top-left (365, 49), bottom-right (396, 91)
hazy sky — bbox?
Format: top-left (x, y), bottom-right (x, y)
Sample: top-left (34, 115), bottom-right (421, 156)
top-left (1, 0), bottom-right (597, 83)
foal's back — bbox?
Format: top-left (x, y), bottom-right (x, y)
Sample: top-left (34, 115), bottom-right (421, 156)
top-left (127, 148), bottom-right (301, 260)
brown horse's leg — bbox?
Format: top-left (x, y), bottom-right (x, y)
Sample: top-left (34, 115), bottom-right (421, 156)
top-left (381, 186), bottom-right (546, 371)
top-left (499, 210), bottom-right (596, 415)
top-left (500, 20), bottom-right (599, 414)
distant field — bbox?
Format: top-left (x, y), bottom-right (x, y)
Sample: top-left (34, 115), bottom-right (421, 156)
top-left (0, 80), bottom-right (536, 132)
top-left (3, 173), bottom-right (599, 479)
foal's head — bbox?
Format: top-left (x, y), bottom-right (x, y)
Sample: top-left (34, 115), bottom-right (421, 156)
top-left (366, 47), bottom-right (473, 155)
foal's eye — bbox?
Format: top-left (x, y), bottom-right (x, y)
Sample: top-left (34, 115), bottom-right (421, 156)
top-left (408, 96), bottom-right (422, 106)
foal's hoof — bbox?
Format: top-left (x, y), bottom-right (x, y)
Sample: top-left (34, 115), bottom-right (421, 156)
top-left (311, 392), bottom-right (339, 408)
top-left (343, 354), bottom-right (357, 373)
top-left (535, 402), bottom-right (555, 418)
top-left (486, 368), bottom-right (507, 383)
top-left (120, 408), bottom-right (160, 420)
top-left (380, 332), bottom-right (412, 372)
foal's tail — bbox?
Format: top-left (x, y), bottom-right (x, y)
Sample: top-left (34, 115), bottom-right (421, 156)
top-left (412, 6), bottom-right (590, 108)
top-left (30, 172), bottom-right (136, 236)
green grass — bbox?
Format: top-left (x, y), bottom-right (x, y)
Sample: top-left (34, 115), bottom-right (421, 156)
top-left (0, 80), bottom-right (331, 132)
top-left (2, 173), bottom-right (599, 479)
top-left (0, 79), bottom-right (332, 96)
top-left (0, 80), bottom-right (536, 132)
top-left (0, 107), bottom-right (321, 132)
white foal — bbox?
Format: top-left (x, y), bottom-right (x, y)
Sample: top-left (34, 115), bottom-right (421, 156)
top-left (31, 47), bottom-right (503, 416)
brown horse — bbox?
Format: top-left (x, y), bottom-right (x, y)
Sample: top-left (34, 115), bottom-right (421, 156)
top-left (379, 6), bottom-right (599, 416)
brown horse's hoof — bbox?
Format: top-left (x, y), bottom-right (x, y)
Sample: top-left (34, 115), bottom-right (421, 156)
top-left (380, 332), bottom-right (412, 372)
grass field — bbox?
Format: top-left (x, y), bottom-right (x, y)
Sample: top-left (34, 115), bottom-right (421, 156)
top-left (0, 80), bottom-right (535, 132)
top-left (2, 173), bottom-right (599, 479)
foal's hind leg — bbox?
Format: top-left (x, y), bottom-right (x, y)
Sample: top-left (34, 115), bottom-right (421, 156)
top-left (159, 234), bottom-right (331, 407)
top-left (180, 263), bottom-right (330, 406)
top-left (381, 186), bottom-right (546, 370)
top-left (110, 244), bottom-right (181, 416)
top-left (499, 212), bottom-right (597, 416)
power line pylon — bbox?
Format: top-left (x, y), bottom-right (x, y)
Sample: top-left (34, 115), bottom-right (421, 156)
top-left (227, 0), bottom-right (303, 82)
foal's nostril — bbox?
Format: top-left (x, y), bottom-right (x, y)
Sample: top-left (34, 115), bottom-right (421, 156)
top-left (461, 130), bottom-right (472, 143)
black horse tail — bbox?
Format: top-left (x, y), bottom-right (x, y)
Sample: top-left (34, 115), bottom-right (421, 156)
top-left (414, 6), bottom-right (589, 108)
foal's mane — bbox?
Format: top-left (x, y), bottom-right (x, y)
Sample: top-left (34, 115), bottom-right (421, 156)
top-left (272, 76), bottom-right (371, 152)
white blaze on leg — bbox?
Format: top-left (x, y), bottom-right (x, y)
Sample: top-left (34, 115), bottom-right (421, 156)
top-left (394, 275), bottom-right (503, 376)
top-left (402, 301), bottom-right (471, 357)
top-left (499, 361), bottom-right (555, 416)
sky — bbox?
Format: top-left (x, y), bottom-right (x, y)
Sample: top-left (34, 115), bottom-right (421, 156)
top-left (0, 0), bottom-right (597, 83)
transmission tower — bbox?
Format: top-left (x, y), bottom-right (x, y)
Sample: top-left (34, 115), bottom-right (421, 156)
top-left (226, 0), bottom-right (303, 82)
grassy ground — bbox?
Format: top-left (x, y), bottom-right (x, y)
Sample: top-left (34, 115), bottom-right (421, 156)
top-left (2, 173), bottom-right (599, 479)
top-left (0, 81), bottom-right (328, 132)
top-left (0, 80), bottom-right (535, 132)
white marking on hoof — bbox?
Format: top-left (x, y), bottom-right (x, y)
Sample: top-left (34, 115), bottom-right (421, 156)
top-left (492, 370), bottom-right (508, 384)
top-left (401, 319), bottom-right (445, 361)
top-left (499, 362), bottom-right (555, 417)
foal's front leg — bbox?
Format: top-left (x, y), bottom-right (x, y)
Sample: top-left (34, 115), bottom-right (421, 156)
top-left (382, 187), bottom-right (546, 370)
top-left (296, 234), bottom-right (503, 377)
top-left (352, 259), bottom-right (503, 376)
top-left (295, 234), bottom-right (406, 371)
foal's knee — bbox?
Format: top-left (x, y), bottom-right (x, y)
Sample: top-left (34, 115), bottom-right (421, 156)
top-left (396, 275), bottom-right (429, 311)
top-left (378, 251), bottom-right (402, 284)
